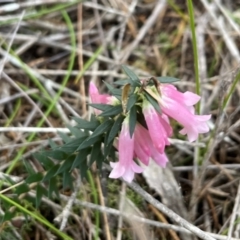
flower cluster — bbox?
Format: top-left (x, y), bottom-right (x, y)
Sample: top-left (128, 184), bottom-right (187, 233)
top-left (89, 81), bottom-right (211, 182)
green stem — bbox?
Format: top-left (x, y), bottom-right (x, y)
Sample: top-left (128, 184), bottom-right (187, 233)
top-left (187, 0), bottom-right (200, 114)
top-left (5, 99), bottom-right (21, 127)
top-left (222, 71), bottom-right (240, 110)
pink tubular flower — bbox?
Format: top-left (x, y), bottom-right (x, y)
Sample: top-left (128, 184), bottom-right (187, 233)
top-left (142, 99), bottom-right (172, 153)
top-left (109, 117), bottom-right (143, 183)
top-left (89, 82), bottom-right (111, 104)
top-left (134, 123), bottom-right (168, 167)
top-left (158, 84), bottom-right (211, 142)
top-left (89, 82), bottom-right (118, 114)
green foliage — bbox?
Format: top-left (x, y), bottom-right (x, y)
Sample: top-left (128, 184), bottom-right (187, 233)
top-left (156, 76), bottom-right (180, 83)
top-left (129, 106), bottom-right (137, 138)
top-left (144, 90), bottom-right (162, 114)
top-left (122, 65), bottom-right (141, 87)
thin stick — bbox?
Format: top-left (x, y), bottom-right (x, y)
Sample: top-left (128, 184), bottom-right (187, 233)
top-left (54, 177), bottom-right (82, 230)
top-left (96, 175), bottom-right (112, 240)
top-left (127, 181), bottom-right (216, 240)
top-left (120, 0), bottom-right (167, 63)
top-left (76, 3), bottom-right (86, 114)
top-left (0, 127), bottom-right (70, 133)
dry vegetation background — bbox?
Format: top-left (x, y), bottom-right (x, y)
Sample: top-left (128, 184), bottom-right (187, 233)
top-left (0, 0), bottom-right (240, 240)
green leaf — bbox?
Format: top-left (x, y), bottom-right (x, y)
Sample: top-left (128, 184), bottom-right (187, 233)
top-left (57, 131), bottom-right (71, 143)
top-left (156, 76), bottom-right (180, 83)
top-left (87, 119), bottom-right (113, 140)
top-left (144, 91), bottom-right (161, 114)
top-left (48, 178), bottom-right (59, 199)
top-left (62, 171), bottom-right (73, 190)
top-left (89, 141), bottom-right (102, 166)
top-left (77, 135), bottom-right (102, 150)
top-left (15, 183), bottom-right (30, 195)
top-left (104, 131), bottom-right (114, 159)
top-left (25, 172), bottom-right (43, 184)
top-left (129, 106), bottom-right (137, 138)
top-left (60, 136), bottom-right (88, 153)
top-left (99, 105), bottom-right (122, 117)
top-left (126, 94), bottom-right (137, 111)
top-left (103, 81), bottom-right (122, 96)
top-left (88, 103), bottom-right (113, 111)
top-left (36, 184), bottom-right (47, 208)
top-left (96, 154), bottom-right (104, 171)
top-left (114, 79), bottom-right (131, 85)
top-left (73, 117), bottom-right (100, 130)
top-left (55, 155), bottom-right (75, 175)
top-left (71, 148), bottom-right (91, 170)
top-left (42, 164), bottom-right (60, 182)
top-left (122, 65), bottom-right (141, 87)
top-left (48, 139), bottom-right (58, 149)
top-left (78, 161), bottom-right (88, 179)
top-left (23, 160), bottom-right (35, 175)
top-left (107, 114), bottom-right (124, 144)
top-left (33, 153), bottom-right (54, 169)
top-left (42, 150), bottom-right (68, 160)
top-left (66, 125), bottom-right (87, 138)
top-left (3, 211), bottom-right (15, 222)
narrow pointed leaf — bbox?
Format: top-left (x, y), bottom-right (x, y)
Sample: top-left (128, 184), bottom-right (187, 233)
top-left (62, 171), bottom-right (73, 190)
top-left (88, 103), bottom-right (113, 111)
top-left (36, 184), bottom-right (47, 208)
top-left (78, 161), bottom-right (88, 180)
top-left (71, 148), bottom-right (91, 170)
top-left (89, 141), bottom-right (102, 166)
top-left (122, 65), bottom-right (141, 87)
top-left (104, 130), bottom-right (113, 159)
top-left (156, 76), bottom-right (180, 83)
top-left (126, 94), bottom-right (137, 112)
top-left (99, 105), bottom-right (122, 117)
top-left (33, 153), bottom-right (54, 169)
top-left (67, 125), bottom-right (86, 138)
top-left (72, 117), bottom-right (100, 130)
top-left (114, 79), bottom-right (131, 85)
top-left (107, 114), bottom-right (124, 144)
top-left (77, 134), bottom-right (102, 150)
top-left (103, 81), bottom-right (122, 96)
top-left (57, 131), bottom-right (71, 143)
top-left (48, 178), bottom-right (59, 199)
top-left (25, 172), bottom-right (43, 184)
top-left (129, 105), bottom-right (137, 138)
top-left (42, 150), bottom-right (67, 160)
top-left (55, 155), bottom-right (75, 175)
top-left (23, 160), bottom-right (35, 175)
top-left (3, 211), bottom-right (15, 222)
top-left (60, 136), bottom-right (88, 153)
top-left (87, 119), bottom-right (113, 139)
top-left (15, 183), bottom-right (29, 195)
top-left (144, 91), bottom-right (161, 114)
top-left (48, 139), bottom-right (58, 149)
top-left (42, 164), bottom-right (60, 182)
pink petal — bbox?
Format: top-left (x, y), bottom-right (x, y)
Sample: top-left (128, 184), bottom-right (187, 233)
top-left (183, 91), bottom-right (201, 106)
top-left (143, 100), bottom-right (170, 153)
top-left (109, 162), bottom-right (125, 178)
top-left (151, 149), bottom-right (168, 167)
